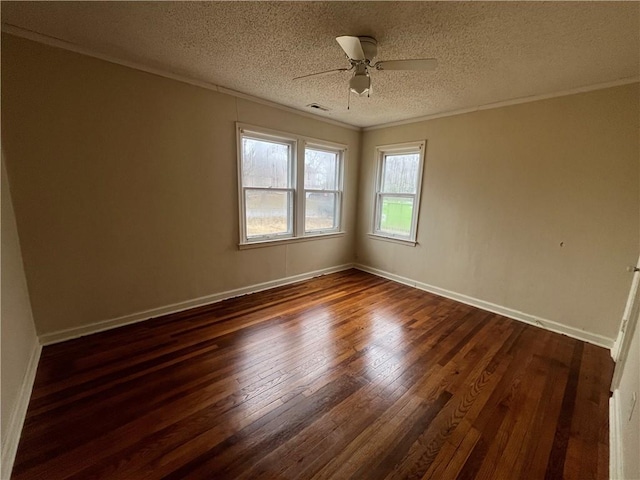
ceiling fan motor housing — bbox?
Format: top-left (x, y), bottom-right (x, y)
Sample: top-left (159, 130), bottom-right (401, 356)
top-left (358, 36), bottom-right (378, 63)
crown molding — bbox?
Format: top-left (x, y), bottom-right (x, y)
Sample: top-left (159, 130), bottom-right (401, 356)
top-left (1, 24), bottom-right (361, 132)
top-left (3, 23), bottom-right (636, 134)
top-left (363, 77), bottom-right (639, 131)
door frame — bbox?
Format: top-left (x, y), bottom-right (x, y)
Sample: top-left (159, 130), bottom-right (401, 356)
top-left (610, 254), bottom-right (640, 390)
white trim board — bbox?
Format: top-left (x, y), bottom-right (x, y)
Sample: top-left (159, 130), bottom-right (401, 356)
top-left (354, 264), bottom-right (614, 349)
top-left (39, 264), bottom-right (354, 345)
top-left (611, 256), bottom-right (640, 384)
top-left (1, 339), bottom-right (41, 480)
top-left (609, 390), bottom-right (624, 480)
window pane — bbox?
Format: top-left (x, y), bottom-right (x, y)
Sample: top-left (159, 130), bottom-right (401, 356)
top-left (242, 138), bottom-right (291, 188)
top-left (305, 192), bottom-right (337, 231)
top-left (304, 148), bottom-right (338, 190)
top-left (381, 153), bottom-right (420, 194)
top-left (379, 196), bottom-right (414, 237)
top-left (245, 189), bottom-right (292, 237)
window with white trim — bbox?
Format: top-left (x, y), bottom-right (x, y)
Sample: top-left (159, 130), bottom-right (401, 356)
top-left (373, 141), bottom-right (425, 243)
top-left (304, 146), bottom-right (342, 234)
top-left (238, 125), bottom-right (345, 245)
top-left (240, 132), bottom-right (295, 240)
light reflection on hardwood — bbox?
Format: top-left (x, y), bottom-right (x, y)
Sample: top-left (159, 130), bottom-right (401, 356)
top-left (12, 269), bottom-right (613, 479)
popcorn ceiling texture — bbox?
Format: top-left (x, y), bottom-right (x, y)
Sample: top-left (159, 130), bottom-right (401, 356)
top-left (2, 1), bottom-right (638, 127)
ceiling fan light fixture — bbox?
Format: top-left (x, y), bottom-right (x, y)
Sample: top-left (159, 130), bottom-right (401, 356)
top-left (349, 73), bottom-right (371, 95)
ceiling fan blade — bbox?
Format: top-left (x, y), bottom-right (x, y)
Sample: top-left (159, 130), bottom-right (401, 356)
top-left (293, 67), bottom-right (351, 80)
top-left (336, 36), bottom-right (366, 61)
top-left (375, 59), bottom-right (438, 71)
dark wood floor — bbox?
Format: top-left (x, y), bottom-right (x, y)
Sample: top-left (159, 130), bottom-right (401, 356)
top-left (13, 269), bottom-right (613, 479)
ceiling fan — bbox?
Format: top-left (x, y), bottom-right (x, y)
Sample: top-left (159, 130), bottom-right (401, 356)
top-left (294, 36), bottom-right (437, 97)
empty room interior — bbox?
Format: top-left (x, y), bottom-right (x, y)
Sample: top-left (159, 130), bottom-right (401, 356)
top-left (1, 2), bottom-right (639, 479)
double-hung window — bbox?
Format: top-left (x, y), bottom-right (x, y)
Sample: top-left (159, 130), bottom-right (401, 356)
top-left (238, 124), bottom-right (345, 246)
top-left (304, 146), bottom-right (342, 234)
top-left (239, 131), bottom-right (296, 241)
top-left (372, 141), bottom-right (425, 244)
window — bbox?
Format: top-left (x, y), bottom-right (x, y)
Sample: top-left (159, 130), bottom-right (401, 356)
top-left (240, 133), bottom-right (295, 240)
top-left (304, 146), bottom-right (342, 234)
top-left (238, 124), bottom-right (345, 245)
top-left (372, 141), bottom-right (425, 244)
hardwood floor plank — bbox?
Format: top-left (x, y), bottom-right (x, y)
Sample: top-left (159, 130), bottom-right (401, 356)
top-left (509, 334), bottom-right (574, 480)
top-left (433, 423), bottom-right (482, 480)
top-left (476, 333), bottom-right (558, 480)
top-left (570, 344), bottom-right (610, 480)
top-left (544, 340), bottom-right (584, 480)
top-left (11, 269), bottom-right (614, 480)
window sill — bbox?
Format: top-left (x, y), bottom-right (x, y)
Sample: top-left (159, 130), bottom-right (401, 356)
top-left (239, 231), bottom-right (346, 250)
top-left (367, 233), bottom-right (417, 247)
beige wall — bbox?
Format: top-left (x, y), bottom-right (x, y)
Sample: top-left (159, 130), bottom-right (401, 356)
top-left (1, 34), bottom-right (360, 335)
top-left (2, 33), bottom-right (638, 346)
top-left (1, 154), bottom-right (39, 477)
top-left (358, 84), bottom-right (639, 341)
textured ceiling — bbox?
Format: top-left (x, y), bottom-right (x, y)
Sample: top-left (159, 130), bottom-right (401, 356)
top-left (2, 1), bottom-right (639, 128)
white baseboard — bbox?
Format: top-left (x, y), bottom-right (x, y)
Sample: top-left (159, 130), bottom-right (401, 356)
top-left (39, 263), bottom-right (355, 345)
top-left (354, 264), bottom-right (614, 349)
top-left (610, 390), bottom-right (623, 480)
top-left (1, 339), bottom-right (42, 480)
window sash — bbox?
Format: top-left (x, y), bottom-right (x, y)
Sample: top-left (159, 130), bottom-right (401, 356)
top-left (304, 189), bottom-right (342, 233)
top-left (240, 135), bottom-right (295, 189)
top-left (304, 148), bottom-right (340, 191)
top-left (380, 154), bottom-right (420, 194)
top-left (243, 187), bottom-right (294, 240)
top-left (374, 193), bottom-right (416, 238)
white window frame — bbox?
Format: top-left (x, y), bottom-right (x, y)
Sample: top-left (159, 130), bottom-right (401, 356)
top-left (237, 123), bottom-right (346, 247)
top-left (371, 141), bottom-right (426, 245)
top-left (303, 143), bottom-right (344, 236)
